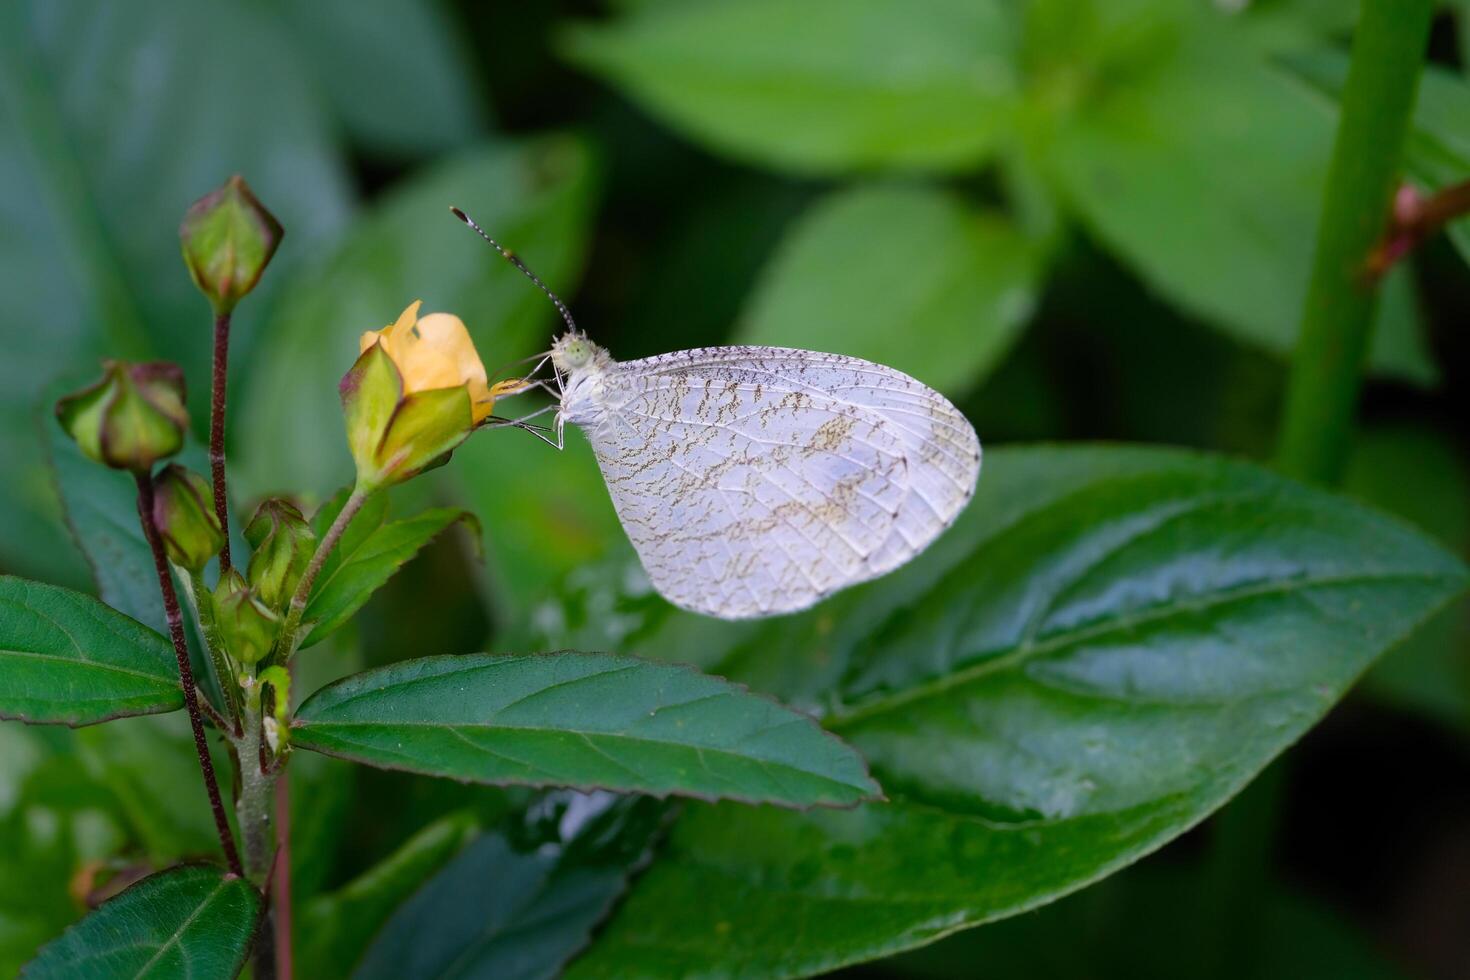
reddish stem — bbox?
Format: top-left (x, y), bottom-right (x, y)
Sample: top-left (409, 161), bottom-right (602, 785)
top-left (1366, 177), bottom-right (1470, 278)
top-left (273, 773), bottom-right (293, 979)
top-left (135, 471), bottom-right (243, 877)
top-left (210, 310), bottom-right (233, 572)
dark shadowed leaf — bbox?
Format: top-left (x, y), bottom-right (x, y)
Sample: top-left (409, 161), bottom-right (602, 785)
top-left (236, 137), bottom-right (595, 501)
top-left (1037, 4), bottom-right (1432, 382)
top-left (882, 858), bottom-right (1405, 980)
top-left (566, 445), bottom-right (1468, 977)
top-left (298, 810), bottom-right (480, 979)
top-left (303, 488), bottom-right (480, 649)
top-left (1347, 424), bottom-right (1470, 731)
top-left (736, 184), bottom-right (1041, 394)
top-left (0, 577), bottom-right (181, 726)
top-left (356, 792), bottom-right (667, 980)
top-left (0, 0), bottom-right (351, 583)
top-left (293, 652), bottom-right (880, 807)
top-left (562, 0), bottom-right (1018, 175)
top-left (22, 864), bottom-right (260, 980)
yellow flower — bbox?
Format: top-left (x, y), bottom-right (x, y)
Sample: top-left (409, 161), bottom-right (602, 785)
top-left (341, 301), bottom-right (524, 490)
top-left (359, 300), bottom-right (502, 424)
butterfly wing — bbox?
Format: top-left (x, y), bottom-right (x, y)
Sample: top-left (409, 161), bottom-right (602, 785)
top-left (573, 346), bottom-right (980, 619)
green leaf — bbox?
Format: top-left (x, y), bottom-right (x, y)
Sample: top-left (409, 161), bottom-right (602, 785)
top-left (302, 489), bottom-right (479, 649)
top-left (1037, 5), bottom-right (1433, 382)
top-left (263, 0), bottom-right (491, 158)
top-left (236, 136), bottom-right (596, 501)
top-left (298, 810), bottom-right (480, 979)
top-left (293, 652), bottom-right (881, 807)
top-left (0, 577), bottom-right (181, 726)
top-left (562, 0), bottom-right (1019, 175)
top-left (0, 0), bottom-right (351, 584)
top-left (356, 792), bottom-right (666, 980)
top-left (568, 446), bottom-right (1468, 977)
top-left (735, 184), bottom-right (1041, 394)
top-left (23, 864), bottom-right (260, 980)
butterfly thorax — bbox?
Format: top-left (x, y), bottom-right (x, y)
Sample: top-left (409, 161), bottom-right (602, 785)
top-left (553, 332), bottom-right (617, 428)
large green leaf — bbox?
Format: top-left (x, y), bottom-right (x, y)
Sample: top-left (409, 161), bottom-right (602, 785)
top-left (735, 184), bottom-right (1041, 395)
top-left (0, 0), bottom-right (351, 583)
top-left (293, 652), bottom-right (880, 807)
top-left (566, 446), bottom-right (1468, 977)
top-left (302, 488), bottom-right (479, 649)
top-left (1035, 3), bottom-right (1432, 383)
top-left (298, 810), bottom-right (480, 979)
top-left (23, 864), bottom-right (260, 980)
top-left (236, 136), bottom-right (595, 501)
top-left (562, 0), bottom-right (1018, 175)
top-left (356, 792), bottom-right (666, 980)
top-left (0, 577), bottom-right (181, 726)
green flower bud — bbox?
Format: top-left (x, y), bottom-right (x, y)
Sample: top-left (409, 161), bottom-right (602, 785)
top-left (212, 570), bottom-right (279, 667)
top-left (244, 498), bottom-right (315, 613)
top-left (152, 465), bottom-right (224, 572)
top-left (180, 175), bottom-right (283, 314)
top-left (55, 361), bottom-right (188, 472)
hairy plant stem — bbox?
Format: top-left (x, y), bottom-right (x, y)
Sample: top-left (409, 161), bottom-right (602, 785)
top-left (1275, 0), bottom-right (1435, 485)
top-left (242, 487), bottom-right (370, 977)
top-left (210, 310), bottom-right (234, 572)
top-left (273, 772), bottom-right (294, 980)
top-left (134, 471), bottom-right (243, 877)
top-left (236, 709), bottom-right (278, 980)
top-left (273, 484), bottom-right (373, 661)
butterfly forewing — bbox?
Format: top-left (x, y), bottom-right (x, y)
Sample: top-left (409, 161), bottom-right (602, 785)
top-left (568, 346), bottom-right (980, 619)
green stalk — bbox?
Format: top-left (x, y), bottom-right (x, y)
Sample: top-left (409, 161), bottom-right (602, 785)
top-left (1275, 0), bottom-right (1435, 484)
top-left (272, 485), bottom-right (373, 662)
top-left (1209, 5), bottom-right (1435, 977)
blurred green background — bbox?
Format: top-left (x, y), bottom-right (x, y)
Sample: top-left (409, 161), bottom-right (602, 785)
top-left (1, 0), bottom-right (1468, 977)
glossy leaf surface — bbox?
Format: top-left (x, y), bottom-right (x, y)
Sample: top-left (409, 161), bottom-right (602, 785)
top-left (0, 578), bottom-right (181, 726)
top-left (566, 446), bottom-right (1468, 977)
top-left (293, 652), bottom-right (880, 807)
top-left (23, 864), bottom-right (260, 979)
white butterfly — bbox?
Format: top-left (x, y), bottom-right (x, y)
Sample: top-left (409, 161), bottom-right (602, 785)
top-left (454, 210), bottom-right (981, 620)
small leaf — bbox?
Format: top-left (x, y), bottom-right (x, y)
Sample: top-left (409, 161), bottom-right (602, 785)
top-left (568, 446), bottom-right (1469, 978)
top-left (23, 864), bottom-right (260, 980)
top-left (736, 184), bottom-right (1041, 394)
top-left (298, 810), bottom-right (480, 978)
top-left (293, 652), bottom-right (880, 808)
top-left (0, 577), bottom-right (182, 726)
top-left (301, 491), bottom-right (478, 649)
top-left (562, 0), bottom-right (1018, 175)
top-left (356, 792), bottom-right (667, 980)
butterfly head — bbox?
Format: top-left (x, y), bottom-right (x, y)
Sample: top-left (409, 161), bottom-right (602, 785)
top-left (551, 331), bottom-right (608, 374)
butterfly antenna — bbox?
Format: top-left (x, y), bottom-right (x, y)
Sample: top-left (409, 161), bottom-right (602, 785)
top-left (450, 207), bottom-right (579, 336)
